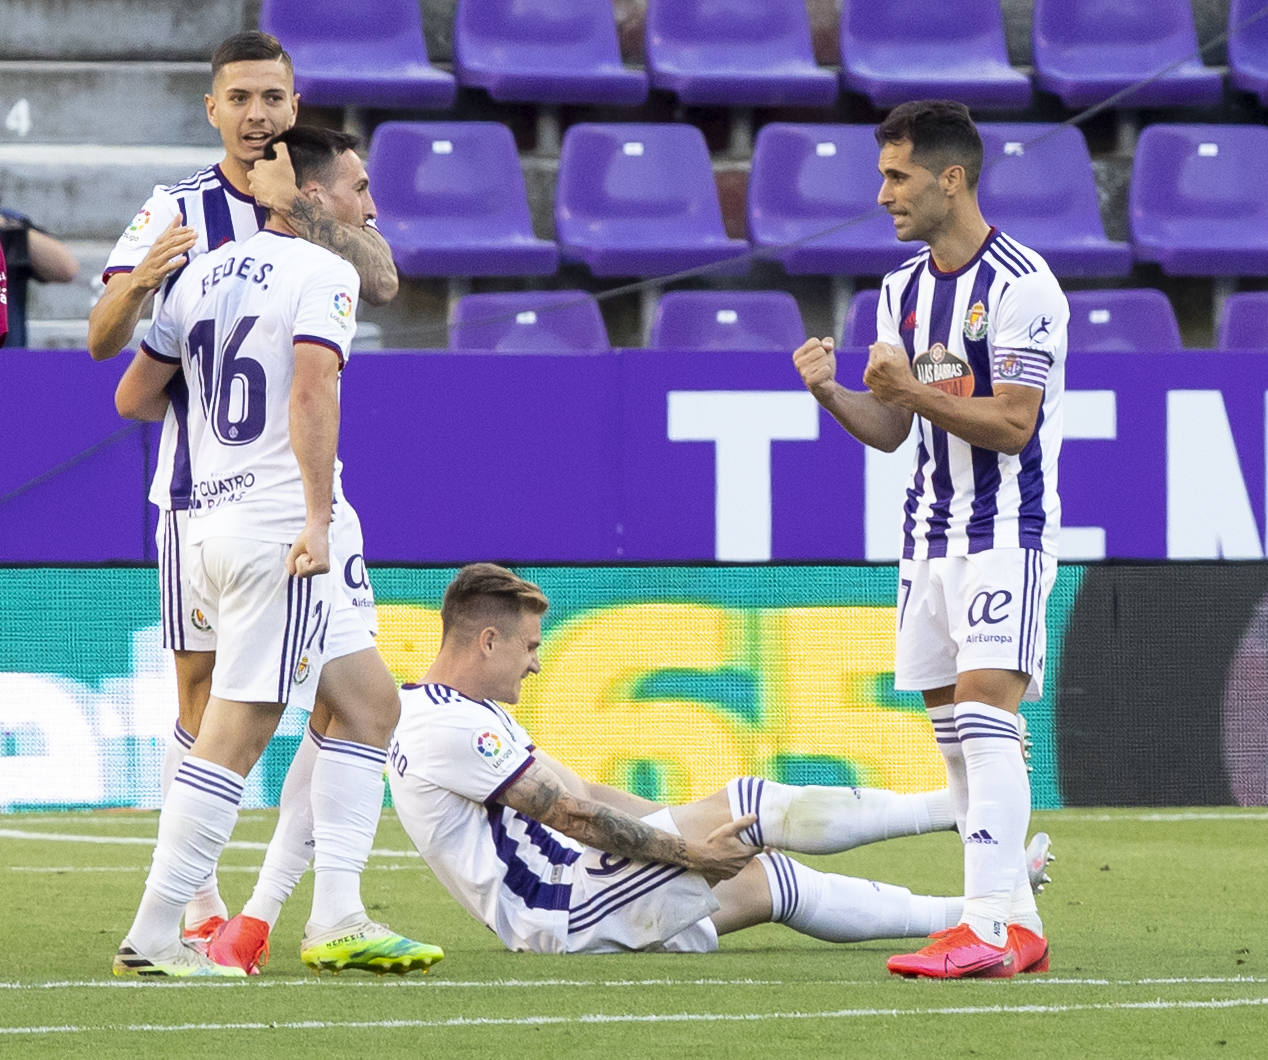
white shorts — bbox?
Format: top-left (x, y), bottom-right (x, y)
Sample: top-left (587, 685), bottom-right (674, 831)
top-left (895, 548), bottom-right (1055, 701)
top-left (156, 508), bottom-right (216, 652)
top-left (188, 535), bottom-right (334, 705)
top-left (287, 500), bottom-right (377, 713)
top-left (565, 808), bottom-right (720, 954)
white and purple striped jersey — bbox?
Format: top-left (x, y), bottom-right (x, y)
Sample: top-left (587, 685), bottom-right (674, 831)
top-left (139, 229), bottom-right (358, 546)
top-left (104, 165), bottom-right (269, 512)
top-left (875, 227), bottom-right (1068, 559)
top-left (388, 683), bottom-right (585, 954)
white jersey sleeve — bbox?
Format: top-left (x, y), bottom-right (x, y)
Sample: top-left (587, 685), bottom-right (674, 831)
top-left (989, 270), bottom-right (1069, 390)
top-left (875, 283), bottom-right (902, 346)
top-left (102, 185), bottom-right (182, 282)
top-left (421, 706), bottom-right (535, 804)
top-left (291, 256), bottom-right (359, 367)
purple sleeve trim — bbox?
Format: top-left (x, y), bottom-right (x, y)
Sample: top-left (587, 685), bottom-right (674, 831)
top-left (294, 334), bottom-right (346, 368)
top-left (140, 340), bottom-right (180, 365)
top-left (485, 753), bottom-right (535, 806)
top-left (101, 264), bottom-right (135, 285)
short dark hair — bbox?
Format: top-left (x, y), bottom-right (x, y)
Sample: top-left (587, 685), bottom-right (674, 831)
top-left (211, 31), bottom-right (293, 79)
top-left (874, 100), bottom-right (983, 188)
top-left (263, 126), bottom-right (360, 187)
top-left (441, 563), bottom-right (549, 640)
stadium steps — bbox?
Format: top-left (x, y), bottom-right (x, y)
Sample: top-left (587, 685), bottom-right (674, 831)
top-left (0, 62), bottom-right (219, 146)
top-left (0, 0), bottom-right (250, 61)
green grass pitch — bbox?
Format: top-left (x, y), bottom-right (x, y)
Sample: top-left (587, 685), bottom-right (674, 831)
top-left (1, 807), bottom-right (1265, 1058)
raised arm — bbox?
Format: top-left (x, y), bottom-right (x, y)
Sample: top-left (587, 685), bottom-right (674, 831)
top-left (87, 215), bottom-right (197, 361)
top-left (28, 227), bottom-right (79, 283)
top-left (793, 336), bottom-right (914, 452)
top-left (285, 341), bottom-right (340, 578)
top-left (248, 146), bottom-right (398, 306)
top-left (115, 347), bottom-right (179, 422)
top-left (500, 758), bottom-right (756, 885)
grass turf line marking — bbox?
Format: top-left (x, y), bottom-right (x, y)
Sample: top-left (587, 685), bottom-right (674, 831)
top-left (3, 996), bottom-right (1268, 1035)
top-left (3, 976), bottom-right (1266, 992)
top-left (0, 829), bottom-right (419, 858)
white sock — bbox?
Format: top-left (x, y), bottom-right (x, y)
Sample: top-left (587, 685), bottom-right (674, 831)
top-left (727, 778), bottom-right (954, 853)
top-left (158, 723), bottom-right (227, 932)
top-left (243, 721), bottom-right (321, 929)
top-left (307, 736), bottom-right (387, 932)
top-left (1010, 847), bottom-right (1043, 935)
top-left (759, 851), bottom-right (961, 942)
top-left (128, 756), bottom-right (243, 957)
top-left (956, 701), bottom-right (1029, 947)
top-left (927, 704), bottom-right (969, 834)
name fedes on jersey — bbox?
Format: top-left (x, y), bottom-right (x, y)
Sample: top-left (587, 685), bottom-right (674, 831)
top-left (200, 254), bottom-right (274, 298)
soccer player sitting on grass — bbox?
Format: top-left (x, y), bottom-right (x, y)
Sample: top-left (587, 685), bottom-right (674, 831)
top-left (374, 564), bottom-right (1049, 957)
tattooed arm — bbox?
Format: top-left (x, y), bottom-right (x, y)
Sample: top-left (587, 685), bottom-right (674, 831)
top-left (499, 759), bottom-right (757, 884)
top-left (248, 147), bottom-right (399, 306)
top-left (281, 196), bottom-right (399, 305)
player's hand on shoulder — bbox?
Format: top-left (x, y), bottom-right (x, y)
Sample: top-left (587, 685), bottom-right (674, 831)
top-left (131, 215), bottom-right (196, 291)
top-left (691, 813), bottom-right (760, 885)
top-left (248, 143), bottom-right (299, 213)
top-left (793, 336), bottom-right (837, 393)
top-left (286, 520), bottom-right (331, 578)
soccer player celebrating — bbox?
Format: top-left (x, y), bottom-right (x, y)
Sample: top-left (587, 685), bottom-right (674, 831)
top-left (793, 100), bottom-right (1067, 979)
top-left (89, 30), bottom-right (398, 949)
top-left (112, 126), bottom-right (439, 978)
top-left (383, 563), bottom-right (998, 956)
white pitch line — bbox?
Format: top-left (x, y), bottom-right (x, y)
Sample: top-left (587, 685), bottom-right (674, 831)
top-left (2, 996), bottom-right (1267, 1036)
top-left (1050, 811), bottom-right (1268, 822)
top-left (1, 975), bottom-right (1264, 992)
top-left (0, 829), bottom-right (419, 858)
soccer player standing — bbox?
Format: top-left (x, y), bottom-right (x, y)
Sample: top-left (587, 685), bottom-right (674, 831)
top-left (112, 126), bottom-right (439, 977)
top-left (793, 100), bottom-right (1067, 979)
top-left (88, 31), bottom-right (397, 945)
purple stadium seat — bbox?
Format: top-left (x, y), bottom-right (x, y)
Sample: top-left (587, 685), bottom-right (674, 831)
top-left (839, 0), bottom-right (1030, 110)
top-left (260, 0), bottom-right (455, 109)
top-left (450, 291), bottom-right (610, 352)
top-left (1229, 0), bottom-right (1268, 106)
top-left (648, 291), bottom-right (806, 351)
top-left (454, 0), bottom-right (647, 105)
top-left (1065, 289), bottom-right (1182, 352)
top-left (555, 124), bottom-right (748, 277)
top-left (841, 288), bottom-right (880, 349)
top-left (1130, 124), bottom-right (1268, 276)
top-left (645, 0), bottom-right (836, 107)
top-left (747, 124), bottom-right (911, 276)
top-left (367, 122), bottom-right (558, 277)
top-left (1217, 293), bottom-right (1268, 350)
top-left (976, 123), bottom-right (1132, 277)
top-left (1033, 0), bottom-right (1222, 108)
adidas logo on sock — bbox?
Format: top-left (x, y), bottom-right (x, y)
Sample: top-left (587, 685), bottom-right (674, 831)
top-left (965, 829), bottom-right (999, 845)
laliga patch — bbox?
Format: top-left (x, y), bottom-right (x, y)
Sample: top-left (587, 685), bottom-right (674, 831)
top-left (963, 300), bottom-right (989, 341)
top-left (994, 351), bottom-right (1025, 380)
top-left (122, 207), bottom-right (153, 244)
top-left (472, 728), bottom-right (516, 770)
top-left (329, 290), bottom-right (354, 330)
top-left (190, 607), bottom-right (212, 633)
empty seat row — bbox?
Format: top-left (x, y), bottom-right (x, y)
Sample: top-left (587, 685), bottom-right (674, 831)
top-left (260, 0), bottom-right (1268, 113)
top-left (366, 120), bottom-right (1268, 282)
top-left (450, 288), bottom-right (1268, 353)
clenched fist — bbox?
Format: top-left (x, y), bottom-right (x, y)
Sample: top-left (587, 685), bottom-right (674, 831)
top-left (792, 336), bottom-right (837, 394)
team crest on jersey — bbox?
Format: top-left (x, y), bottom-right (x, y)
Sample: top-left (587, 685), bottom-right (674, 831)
top-left (473, 729), bottom-right (516, 770)
top-left (330, 291), bottom-right (354, 329)
top-left (994, 352), bottom-right (1025, 379)
top-left (913, 343), bottom-right (975, 397)
top-left (963, 300), bottom-right (989, 341)
top-left (294, 653), bottom-right (312, 684)
top-left (189, 608), bottom-right (212, 632)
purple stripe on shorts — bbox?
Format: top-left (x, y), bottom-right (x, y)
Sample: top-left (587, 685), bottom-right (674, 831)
top-left (569, 862), bottom-right (688, 931)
